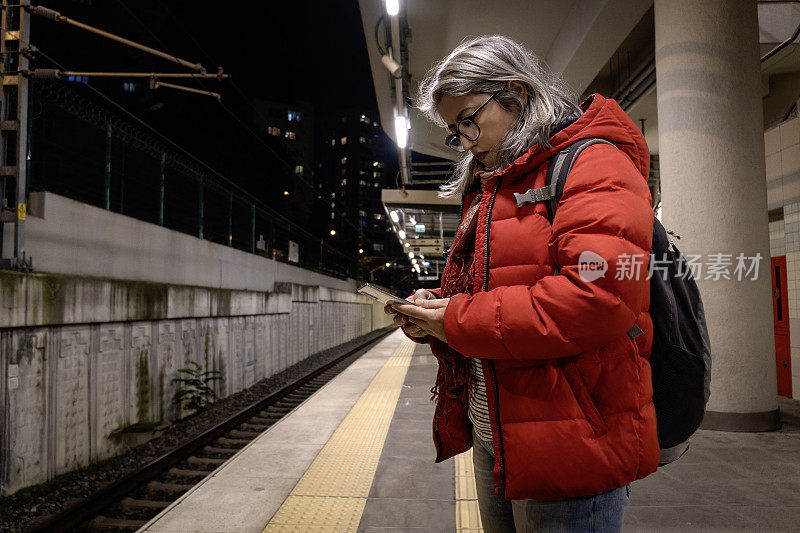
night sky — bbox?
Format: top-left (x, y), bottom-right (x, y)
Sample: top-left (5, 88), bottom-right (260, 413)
top-left (32, 0), bottom-right (380, 201)
top-left (159, 0), bottom-right (379, 110)
top-left (34, 0), bottom-right (378, 110)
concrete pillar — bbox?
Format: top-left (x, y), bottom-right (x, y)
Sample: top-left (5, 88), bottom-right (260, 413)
top-left (655, 0), bottom-right (779, 430)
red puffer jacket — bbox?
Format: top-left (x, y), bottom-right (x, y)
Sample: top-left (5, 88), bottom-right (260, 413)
top-left (404, 94), bottom-right (659, 501)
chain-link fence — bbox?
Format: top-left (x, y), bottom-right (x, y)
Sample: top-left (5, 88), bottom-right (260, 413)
top-left (30, 80), bottom-right (354, 279)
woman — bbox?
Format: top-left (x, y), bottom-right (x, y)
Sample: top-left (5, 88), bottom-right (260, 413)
top-left (385, 35), bottom-right (659, 532)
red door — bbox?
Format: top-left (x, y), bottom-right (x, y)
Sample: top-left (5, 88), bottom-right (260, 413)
top-left (771, 256), bottom-right (792, 397)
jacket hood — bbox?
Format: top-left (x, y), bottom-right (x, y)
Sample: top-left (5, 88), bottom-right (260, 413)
top-left (492, 94), bottom-right (650, 183)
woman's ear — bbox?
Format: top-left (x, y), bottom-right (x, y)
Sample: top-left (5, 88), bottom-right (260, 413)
top-left (506, 80), bottom-right (527, 102)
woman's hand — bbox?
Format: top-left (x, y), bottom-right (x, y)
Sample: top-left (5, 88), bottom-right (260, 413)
top-left (391, 298), bottom-right (450, 343)
top-left (384, 289), bottom-right (438, 338)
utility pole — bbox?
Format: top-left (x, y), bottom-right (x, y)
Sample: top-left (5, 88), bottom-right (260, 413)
top-left (0, 3), bottom-right (230, 271)
top-left (0, 0), bottom-right (32, 270)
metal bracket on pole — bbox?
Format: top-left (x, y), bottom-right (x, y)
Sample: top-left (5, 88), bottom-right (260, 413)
top-left (0, 0), bottom-right (32, 271)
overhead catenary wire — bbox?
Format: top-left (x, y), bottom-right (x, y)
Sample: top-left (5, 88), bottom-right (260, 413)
top-left (27, 4), bottom-right (206, 72)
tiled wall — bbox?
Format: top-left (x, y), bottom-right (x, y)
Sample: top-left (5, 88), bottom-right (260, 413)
top-left (765, 119), bottom-right (800, 398)
top-left (770, 218), bottom-right (786, 257)
top-left (765, 117), bottom-right (800, 210)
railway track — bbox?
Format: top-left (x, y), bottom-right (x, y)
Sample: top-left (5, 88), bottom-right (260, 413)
top-left (29, 327), bottom-right (395, 532)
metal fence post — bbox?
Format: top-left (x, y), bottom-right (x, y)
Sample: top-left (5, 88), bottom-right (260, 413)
top-left (251, 204), bottom-right (256, 253)
top-left (159, 152), bottom-right (165, 226)
top-left (104, 123), bottom-right (111, 210)
top-left (198, 174), bottom-right (204, 239)
top-left (227, 192), bottom-right (233, 246)
top-left (269, 215), bottom-right (275, 258)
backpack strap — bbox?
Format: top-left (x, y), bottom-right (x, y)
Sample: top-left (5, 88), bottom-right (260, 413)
top-left (544, 138), bottom-right (616, 223)
top-left (515, 138), bottom-right (643, 340)
top-left (512, 137), bottom-right (616, 221)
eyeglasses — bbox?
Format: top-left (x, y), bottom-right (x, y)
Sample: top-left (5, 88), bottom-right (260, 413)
top-left (444, 90), bottom-right (502, 152)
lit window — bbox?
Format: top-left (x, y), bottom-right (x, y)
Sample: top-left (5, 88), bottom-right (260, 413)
top-left (359, 136), bottom-right (366, 143)
top-left (268, 126), bottom-right (281, 136)
top-left (373, 213), bottom-right (383, 220)
top-left (373, 121), bottom-right (379, 127)
top-left (331, 212), bottom-right (335, 219)
top-left (331, 192), bottom-right (335, 198)
top-left (330, 139), bottom-right (335, 146)
top-left (331, 202), bottom-right (335, 208)
top-left (294, 165), bottom-right (303, 175)
top-left (288, 111), bottom-right (294, 121)
top-left (373, 171), bottom-right (380, 179)
top-left (340, 136), bottom-right (347, 145)
top-left (359, 180), bottom-right (367, 186)
top-left (285, 131), bottom-right (296, 140)
top-left (373, 243), bottom-right (384, 251)
top-left (67, 75), bottom-right (89, 84)
top-left (341, 179), bottom-right (347, 186)
top-left (360, 114), bottom-right (368, 122)
top-left (340, 157), bottom-right (347, 165)
top-left (123, 82), bottom-right (136, 92)
top-left (359, 210), bottom-right (367, 217)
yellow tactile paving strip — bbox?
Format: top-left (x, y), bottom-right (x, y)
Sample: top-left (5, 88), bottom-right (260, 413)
top-left (263, 339), bottom-right (414, 532)
top-left (455, 448), bottom-right (484, 532)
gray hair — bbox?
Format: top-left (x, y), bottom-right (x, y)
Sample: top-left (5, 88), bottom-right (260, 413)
top-left (414, 34), bottom-right (582, 198)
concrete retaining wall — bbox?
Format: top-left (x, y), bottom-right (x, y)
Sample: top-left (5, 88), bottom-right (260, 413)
top-left (0, 271), bottom-right (393, 495)
top-left (1, 191), bottom-right (355, 293)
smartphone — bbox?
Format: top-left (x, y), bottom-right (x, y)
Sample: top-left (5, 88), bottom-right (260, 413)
top-left (357, 283), bottom-right (410, 306)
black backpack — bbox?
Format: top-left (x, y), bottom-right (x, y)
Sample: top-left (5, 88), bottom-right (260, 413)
top-left (513, 137), bottom-right (712, 466)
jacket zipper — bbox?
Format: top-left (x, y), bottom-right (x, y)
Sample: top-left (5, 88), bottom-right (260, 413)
top-left (483, 177), bottom-right (506, 499)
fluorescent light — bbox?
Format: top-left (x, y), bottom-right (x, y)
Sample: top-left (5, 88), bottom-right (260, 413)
top-left (408, 252), bottom-right (414, 259)
top-left (409, 216), bottom-right (416, 225)
top-left (398, 230), bottom-right (406, 240)
top-left (411, 258), bottom-right (417, 264)
top-left (386, 0), bottom-right (399, 16)
top-left (394, 115), bottom-right (408, 149)
top-left (390, 210), bottom-right (399, 223)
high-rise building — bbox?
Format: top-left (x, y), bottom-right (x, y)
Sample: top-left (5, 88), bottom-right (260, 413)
top-left (252, 100), bottom-right (315, 224)
top-left (314, 110), bottom-right (401, 278)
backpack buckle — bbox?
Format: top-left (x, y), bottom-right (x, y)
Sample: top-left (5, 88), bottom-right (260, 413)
top-left (513, 182), bottom-right (557, 208)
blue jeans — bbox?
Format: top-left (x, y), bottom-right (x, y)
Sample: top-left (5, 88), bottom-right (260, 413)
top-left (471, 430), bottom-right (630, 532)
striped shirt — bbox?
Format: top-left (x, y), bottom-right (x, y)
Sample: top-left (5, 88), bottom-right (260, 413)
top-left (468, 357), bottom-right (493, 444)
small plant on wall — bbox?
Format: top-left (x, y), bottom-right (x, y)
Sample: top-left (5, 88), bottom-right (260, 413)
top-left (172, 360), bottom-right (223, 415)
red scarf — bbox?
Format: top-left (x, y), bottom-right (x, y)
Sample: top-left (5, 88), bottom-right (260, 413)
top-left (429, 176), bottom-right (488, 412)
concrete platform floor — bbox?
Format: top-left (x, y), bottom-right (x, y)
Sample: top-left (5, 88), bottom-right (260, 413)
top-left (625, 396), bottom-right (800, 532)
top-left (137, 330), bottom-right (800, 532)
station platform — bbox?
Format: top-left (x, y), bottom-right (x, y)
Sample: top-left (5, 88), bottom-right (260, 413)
top-left (138, 329), bottom-right (800, 533)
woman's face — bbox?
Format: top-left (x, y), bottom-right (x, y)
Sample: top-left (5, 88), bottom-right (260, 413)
top-left (436, 84), bottom-right (520, 171)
